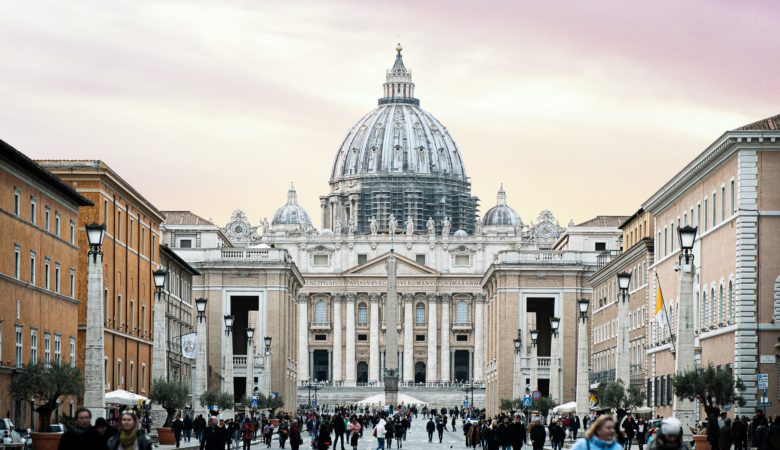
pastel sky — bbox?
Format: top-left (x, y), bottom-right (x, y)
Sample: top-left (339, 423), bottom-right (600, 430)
top-left (2, 0), bottom-right (778, 227)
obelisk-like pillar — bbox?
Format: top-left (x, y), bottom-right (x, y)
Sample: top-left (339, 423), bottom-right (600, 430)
top-left (384, 250), bottom-right (399, 405)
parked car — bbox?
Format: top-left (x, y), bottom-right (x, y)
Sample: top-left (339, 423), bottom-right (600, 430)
top-left (0, 418), bottom-right (22, 444)
top-left (48, 424), bottom-right (66, 432)
top-left (17, 427), bottom-right (33, 449)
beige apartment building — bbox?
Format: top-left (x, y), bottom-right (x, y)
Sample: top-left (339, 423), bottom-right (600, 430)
top-left (588, 210), bottom-right (653, 399)
top-left (644, 114), bottom-right (780, 418)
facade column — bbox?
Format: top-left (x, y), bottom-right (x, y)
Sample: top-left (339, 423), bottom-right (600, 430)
top-left (530, 337), bottom-right (538, 392)
top-left (575, 306), bottom-right (590, 416)
top-left (673, 262), bottom-right (697, 436)
top-left (427, 294), bottom-right (438, 382)
top-left (345, 294), bottom-right (356, 386)
top-left (550, 330), bottom-right (560, 401)
top-left (222, 318), bottom-right (235, 420)
top-left (152, 289), bottom-right (168, 382)
top-left (195, 311), bottom-right (208, 417)
top-left (440, 294), bottom-right (451, 382)
top-left (369, 294), bottom-right (380, 382)
top-left (616, 296), bottom-right (631, 384)
top-left (297, 294), bottom-right (309, 381)
top-left (246, 337), bottom-right (254, 401)
top-left (474, 294), bottom-right (485, 382)
top-left (403, 294), bottom-right (414, 383)
top-left (84, 250), bottom-right (106, 420)
top-left (332, 294), bottom-right (343, 382)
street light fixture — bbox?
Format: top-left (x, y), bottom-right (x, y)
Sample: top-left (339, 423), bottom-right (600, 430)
top-left (85, 223), bottom-right (106, 262)
top-left (678, 225), bottom-right (698, 265)
top-left (246, 327), bottom-right (255, 343)
top-left (530, 329), bottom-right (539, 347)
top-left (550, 317), bottom-right (560, 336)
top-left (617, 272), bottom-right (632, 302)
top-left (264, 336), bottom-right (272, 353)
top-left (577, 299), bottom-right (589, 322)
top-left (195, 297), bottom-right (207, 322)
top-left (513, 334), bottom-right (522, 354)
top-left (153, 266), bottom-right (167, 292)
top-left (224, 315), bottom-right (234, 335)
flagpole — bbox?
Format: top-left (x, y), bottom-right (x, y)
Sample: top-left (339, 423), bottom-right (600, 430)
top-left (655, 272), bottom-right (676, 352)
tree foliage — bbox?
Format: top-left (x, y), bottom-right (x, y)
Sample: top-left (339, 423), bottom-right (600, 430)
top-left (9, 363), bottom-right (83, 432)
top-left (199, 389), bottom-right (235, 411)
top-left (532, 396), bottom-right (558, 416)
top-left (242, 393), bottom-right (283, 412)
top-left (149, 378), bottom-right (190, 427)
top-left (499, 399), bottom-right (514, 411)
top-left (673, 364), bottom-right (745, 415)
top-left (596, 380), bottom-right (646, 421)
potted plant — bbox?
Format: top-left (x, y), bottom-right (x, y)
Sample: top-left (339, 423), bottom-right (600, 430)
top-left (199, 389), bottom-right (235, 415)
top-left (532, 396), bottom-right (558, 419)
top-left (149, 378), bottom-right (190, 445)
top-left (595, 380), bottom-right (646, 423)
top-left (673, 364), bottom-right (746, 450)
top-left (9, 363), bottom-right (83, 450)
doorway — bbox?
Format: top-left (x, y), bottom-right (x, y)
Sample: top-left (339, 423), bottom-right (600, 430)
top-left (313, 350), bottom-right (330, 382)
top-left (453, 350), bottom-right (470, 381)
top-left (356, 361), bottom-right (368, 383)
top-left (414, 362), bottom-right (426, 383)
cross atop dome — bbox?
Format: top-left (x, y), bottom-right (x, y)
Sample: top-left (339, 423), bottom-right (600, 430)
top-left (380, 43), bottom-right (418, 106)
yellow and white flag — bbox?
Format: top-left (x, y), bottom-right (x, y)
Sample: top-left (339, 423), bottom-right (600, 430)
top-left (655, 280), bottom-right (667, 329)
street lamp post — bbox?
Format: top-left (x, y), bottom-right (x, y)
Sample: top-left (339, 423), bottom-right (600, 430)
top-left (549, 317), bottom-right (561, 401)
top-left (512, 329), bottom-right (522, 399)
top-left (616, 272), bottom-right (632, 385)
top-left (462, 380), bottom-right (476, 413)
top-left (194, 297), bottom-right (208, 417)
top-left (673, 225), bottom-right (698, 436)
top-left (529, 329), bottom-right (539, 392)
top-left (223, 315), bottom-right (235, 420)
top-left (264, 336), bottom-right (272, 398)
top-left (151, 265), bottom-right (168, 426)
top-left (84, 223), bottom-right (106, 421)
top-left (575, 299), bottom-right (590, 417)
top-left (245, 327), bottom-right (255, 412)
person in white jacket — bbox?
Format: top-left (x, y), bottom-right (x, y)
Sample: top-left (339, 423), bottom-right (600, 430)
top-left (374, 418), bottom-right (387, 450)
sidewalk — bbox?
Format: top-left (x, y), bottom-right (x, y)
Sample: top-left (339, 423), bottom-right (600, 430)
top-left (156, 435), bottom-right (265, 449)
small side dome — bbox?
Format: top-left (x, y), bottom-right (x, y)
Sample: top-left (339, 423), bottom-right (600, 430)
top-left (483, 184), bottom-right (521, 227)
top-left (453, 229), bottom-right (467, 237)
top-left (271, 184), bottom-right (313, 230)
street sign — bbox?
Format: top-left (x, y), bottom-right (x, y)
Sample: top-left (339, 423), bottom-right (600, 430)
top-left (758, 373), bottom-right (769, 389)
top-left (722, 403), bottom-right (732, 412)
top-left (250, 398), bottom-right (259, 408)
top-left (312, 400), bottom-right (318, 408)
top-left (531, 390), bottom-right (542, 401)
top-left (522, 396), bottom-right (532, 407)
top-left (464, 401), bottom-right (470, 408)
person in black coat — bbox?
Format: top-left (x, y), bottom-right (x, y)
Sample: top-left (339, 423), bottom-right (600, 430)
top-left (529, 419), bottom-right (547, 450)
top-left (333, 413), bottom-right (346, 450)
top-left (201, 416), bottom-right (227, 450)
top-left (57, 408), bottom-right (103, 450)
top-left (183, 414), bottom-right (194, 443)
top-left (172, 414), bottom-right (184, 448)
top-left (495, 418), bottom-right (511, 450)
top-left (426, 418), bottom-right (436, 442)
top-left (94, 417), bottom-right (118, 449)
top-left (509, 415), bottom-right (527, 450)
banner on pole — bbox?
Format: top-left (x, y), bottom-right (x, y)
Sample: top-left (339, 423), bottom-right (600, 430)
top-left (182, 333), bottom-right (197, 359)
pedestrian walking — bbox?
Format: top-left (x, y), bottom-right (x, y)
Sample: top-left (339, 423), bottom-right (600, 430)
top-left (570, 415), bottom-right (622, 450)
top-left (172, 414), bottom-right (184, 448)
top-left (107, 412), bottom-right (154, 450)
top-left (426, 418), bottom-right (435, 442)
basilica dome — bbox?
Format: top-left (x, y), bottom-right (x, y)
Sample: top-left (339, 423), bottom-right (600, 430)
top-left (483, 185), bottom-right (521, 227)
top-left (272, 184), bottom-right (312, 229)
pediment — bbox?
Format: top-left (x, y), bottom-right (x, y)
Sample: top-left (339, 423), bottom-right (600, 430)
top-left (345, 252), bottom-right (439, 276)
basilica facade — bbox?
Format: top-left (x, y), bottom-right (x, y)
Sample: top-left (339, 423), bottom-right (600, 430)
top-left (163, 45), bottom-right (622, 412)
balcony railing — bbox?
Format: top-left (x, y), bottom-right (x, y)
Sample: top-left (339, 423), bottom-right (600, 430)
top-left (589, 368), bottom-right (616, 384)
top-left (233, 354), bottom-right (266, 367)
top-left (451, 321), bottom-right (473, 330)
top-left (380, 322), bottom-right (403, 330)
top-left (596, 250), bottom-right (622, 269)
top-left (310, 322), bottom-right (331, 330)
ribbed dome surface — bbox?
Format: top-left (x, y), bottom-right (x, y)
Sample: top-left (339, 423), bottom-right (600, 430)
top-left (483, 185), bottom-right (520, 226)
top-left (329, 103), bottom-right (466, 182)
top-left (272, 185), bottom-right (312, 227)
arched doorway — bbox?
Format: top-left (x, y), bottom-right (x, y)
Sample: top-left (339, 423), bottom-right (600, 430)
top-left (356, 361), bottom-right (368, 383)
top-left (453, 350), bottom-right (470, 381)
top-left (313, 350), bottom-right (330, 382)
top-left (415, 362), bottom-right (426, 383)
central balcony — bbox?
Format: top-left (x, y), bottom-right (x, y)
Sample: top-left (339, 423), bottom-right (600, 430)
top-left (451, 321), bottom-right (473, 331)
top-left (232, 354), bottom-right (267, 377)
top-left (310, 322), bottom-right (331, 331)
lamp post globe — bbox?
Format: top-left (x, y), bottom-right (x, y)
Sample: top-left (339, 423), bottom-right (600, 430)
top-left (550, 316), bottom-right (561, 336)
top-left (577, 299), bottom-right (589, 321)
top-left (153, 266), bottom-right (167, 291)
top-left (513, 336), bottom-right (522, 353)
top-left (85, 223), bottom-right (107, 247)
top-left (195, 297), bottom-right (207, 322)
top-left (224, 315), bottom-right (234, 335)
top-left (678, 225), bottom-right (698, 264)
top-left (530, 329), bottom-right (539, 346)
top-left (617, 271), bottom-right (632, 291)
top-left (246, 327), bottom-right (255, 342)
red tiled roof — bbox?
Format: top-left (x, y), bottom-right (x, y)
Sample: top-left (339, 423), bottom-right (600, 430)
top-left (162, 211), bottom-right (215, 226)
top-left (734, 114), bottom-right (780, 131)
top-left (575, 216), bottom-right (630, 228)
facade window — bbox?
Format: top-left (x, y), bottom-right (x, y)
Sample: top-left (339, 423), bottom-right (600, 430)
top-left (30, 329), bottom-right (38, 363)
top-left (55, 263), bottom-right (61, 293)
top-left (719, 285), bottom-right (725, 324)
top-left (415, 303), bottom-right (425, 325)
top-left (117, 294), bottom-right (122, 328)
top-left (141, 364), bottom-right (146, 392)
top-left (415, 254), bottom-right (426, 265)
top-left (69, 270), bottom-right (75, 297)
top-left (704, 198), bottom-right (708, 231)
top-left (357, 303), bottom-right (368, 325)
top-left (117, 359), bottom-right (122, 387)
top-left (129, 220), bottom-right (134, 247)
top-left (312, 254), bottom-right (329, 266)
top-left (663, 227), bottom-right (667, 256)
top-left (141, 304), bottom-right (146, 335)
top-left (129, 361), bottom-right (134, 391)
top-left (55, 212), bottom-right (61, 237)
top-left (117, 211), bottom-right (122, 241)
top-left (14, 244), bottom-right (21, 279)
top-left (357, 254), bottom-right (367, 265)
top-left (30, 197), bottom-right (37, 224)
top-left (721, 186), bottom-right (726, 221)
top-left (69, 221), bottom-right (75, 244)
top-left (455, 301), bottom-right (468, 323)
top-left (44, 258), bottom-right (51, 289)
top-left (14, 189), bottom-right (21, 215)
top-left (454, 255), bottom-right (470, 266)
top-left (728, 281), bottom-right (734, 322)
top-left (69, 337), bottom-right (76, 367)
top-left (45, 206), bottom-right (50, 230)
top-left (701, 291), bottom-right (708, 329)
top-left (671, 223), bottom-right (675, 251)
top-left (30, 252), bottom-right (36, 285)
top-left (0, 322), bottom-right (2, 363)
top-left (712, 193), bottom-right (717, 225)
top-left (314, 301), bottom-right (328, 323)
top-left (730, 180), bottom-right (735, 213)
top-left (43, 332), bottom-right (51, 367)
top-left (15, 326), bottom-right (23, 367)
top-left (54, 334), bottom-right (61, 364)
top-left (710, 287), bottom-right (716, 326)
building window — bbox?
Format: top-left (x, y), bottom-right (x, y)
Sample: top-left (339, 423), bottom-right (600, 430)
top-left (721, 186), bottom-right (726, 221)
top-left (30, 252), bottom-right (36, 285)
top-left (314, 334), bottom-right (327, 341)
top-left (129, 220), bottom-right (134, 247)
top-left (701, 291), bottom-right (708, 329)
top-left (30, 329), bottom-right (38, 363)
top-left (357, 303), bottom-right (368, 325)
top-left (55, 263), bottom-right (61, 293)
top-left (314, 301), bottom-right (328, 323)
top-left (712, 193), bottom-right (717, 225)
top-left (14, 245), bottom-right (21, 279)
top-left (54, 334), bottom-right (61, 364)
top-left (44, 258), bottom-right (50, 289)
top-left (704, 198), bottom-right (708, 231)
top-left (415, 254), bottom-right (426, 265)
top-left (728, 281), bottom-right (734, 323)
top-left (129, 361), bottom-right (134, 391)
top-left (141, 364), bottom-right (146, 392)
top-left (730, 180), bottom-right (736, 213)
top-left (455, 301), bottom-right (468, 323)
top-left (15, 326), bottom-right (23, 367)
top-left (117, 211), bottom-right (122, 241)
top-left (710, 287), bottom-right (716, 326)
top-left (719, 285), bottom-right (725, 324)
top-left (415, 334), bottom-right (425, 342)
top-left (69, 337), bottom-right (76, 367)
top-left (415, 303), bottom-right (425, 325)
top-left (55, 212), bottom-right (61, 237)
top-left (595, 242), bottom-right (606, 251)
top-left (141, 304), bottom-right (146, 335)
top-left (45, 206), bottom-right (50, 230)
top-left (30, 197), bottom-right (37, 224)
top-left (69, 221), bottom-right (75, 244)
top-left (357, 334), bottom-right (368, 342)
top-left (0, 322), bottom-right (2, 363)
top-left (456, 334), bottom-right (468, 342)
top-left (117, 294), bottom-right (122, 329)
top-left (312, 254), bottom-right (329, 266)
top-left (43, 333), bottom-right (51, 367)
top-left (357, 254), bottom-right (368, 265)
top-left (663, 227), bottom-right (667, 256)
top-left (454, 255), bottom-right (470, 266)
top-left (69, 270), bottom-right (75, 297)
top-left (14, 189), bottom-right (21, 215)
top-left (117, 359), bottom-right (122, 387)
